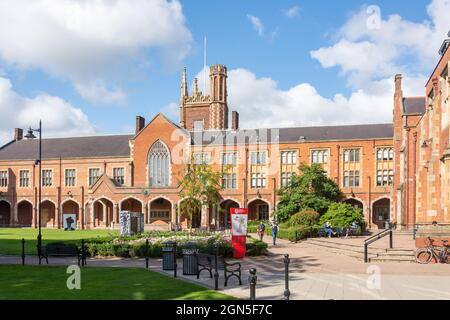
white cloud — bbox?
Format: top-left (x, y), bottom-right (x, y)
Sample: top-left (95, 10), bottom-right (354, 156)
top-left (0, 0), bottom-right (192, 105)
top-left (247, 14), bottom-right (265, 37)
top-left (180, 1), bottom-right (447, 130)
top-left (75, 81), bottom-right (127, 105)
top-left (0, 77), bottom-right (95, 144)
top-left (189, 65), bottom-right (425, 130)
top-left (283, 6), bottom-right (300, 18)
top-left (310, 0), bottom-right (450, 87)
top-left (226, 69), bottom-right (426, 129)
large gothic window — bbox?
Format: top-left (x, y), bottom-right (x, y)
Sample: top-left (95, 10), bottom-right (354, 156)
top-left (148, 140), bottom-right (170, 187)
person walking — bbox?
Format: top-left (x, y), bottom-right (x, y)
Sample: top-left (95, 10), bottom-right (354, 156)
top-left (271, 222), bottom-right (279, 245)
top-left (257, 221), bottom-right (266, 241)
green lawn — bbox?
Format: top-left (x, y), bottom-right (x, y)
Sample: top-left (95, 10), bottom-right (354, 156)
top-left (0, 228), bottom-right (118, 255)
top-left (0, 265), bottom-right (235, 300)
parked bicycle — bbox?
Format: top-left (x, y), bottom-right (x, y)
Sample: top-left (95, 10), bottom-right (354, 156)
top-left (415, 237), bottom-right (449, 264)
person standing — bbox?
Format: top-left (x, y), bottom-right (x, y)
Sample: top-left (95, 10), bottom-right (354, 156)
top-left (257, 221), bottom-right (266, 241)
top-left (271, 222), bottom-right (279, 245)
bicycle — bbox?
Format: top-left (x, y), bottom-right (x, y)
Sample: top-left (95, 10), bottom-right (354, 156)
top-left (415, 237), bottom-right (449, 264)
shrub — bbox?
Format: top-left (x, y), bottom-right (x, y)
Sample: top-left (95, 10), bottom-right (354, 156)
top-left (288, 210), bottom-right (320, 227)
top-left (319, 203), bottom-right (364, 228)
top-left (286, 226), bottom-right (309, 242)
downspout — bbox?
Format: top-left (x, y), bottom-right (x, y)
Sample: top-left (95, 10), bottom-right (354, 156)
top-left (413, 132), bottom-right (418, 228)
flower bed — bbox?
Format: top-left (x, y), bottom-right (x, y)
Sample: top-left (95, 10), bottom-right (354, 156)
top-left (79, 231), bottom-right (267, 258)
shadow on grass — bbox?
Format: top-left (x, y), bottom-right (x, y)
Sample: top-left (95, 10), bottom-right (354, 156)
top-left (0, 264), bottom-right (235, 300)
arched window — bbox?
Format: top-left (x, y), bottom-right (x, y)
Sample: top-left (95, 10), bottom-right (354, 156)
top-left (148, 140), bottom-right (170, 187)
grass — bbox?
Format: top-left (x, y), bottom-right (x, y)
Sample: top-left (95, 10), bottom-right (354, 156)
top-left (0, 265), bottom-right (236, 300)
top-left (0, 228), bottom-right (119, 255)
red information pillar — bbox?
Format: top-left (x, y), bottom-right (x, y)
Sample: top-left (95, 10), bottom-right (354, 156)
top-left (230, 208), bottom-right (248, 259)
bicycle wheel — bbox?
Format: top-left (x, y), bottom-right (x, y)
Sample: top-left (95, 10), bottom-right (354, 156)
top-left (415, 248), bottom-right (433, 264)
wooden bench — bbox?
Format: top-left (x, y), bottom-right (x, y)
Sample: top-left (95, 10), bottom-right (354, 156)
top-left (38, 243), bottom-right (86, 266)
top-left (195, 252), bottom-right (242, 287)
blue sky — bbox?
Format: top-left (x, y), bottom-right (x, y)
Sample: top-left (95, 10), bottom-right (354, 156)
top-left (0, 0), bottom-right (448, 143)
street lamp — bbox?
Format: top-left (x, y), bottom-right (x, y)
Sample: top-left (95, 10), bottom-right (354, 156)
top-left (25, 120), bottom-right (42, 257)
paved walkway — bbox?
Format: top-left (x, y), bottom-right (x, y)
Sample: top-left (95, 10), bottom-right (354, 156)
top-left (1, 234), bottom-right (449, 300)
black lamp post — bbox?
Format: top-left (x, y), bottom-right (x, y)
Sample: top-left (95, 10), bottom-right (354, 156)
top-left (25, 120), bottom-right (42, 258)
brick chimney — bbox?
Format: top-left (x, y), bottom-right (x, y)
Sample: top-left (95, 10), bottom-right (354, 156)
top-left (394, 74), bottom-right (402, 97)
top-left (231, 111), bottom-right (239, 130)
top-left (135, 116), bottom-right (145, 135)
top-left (14, 128), bottom-right (23, 141)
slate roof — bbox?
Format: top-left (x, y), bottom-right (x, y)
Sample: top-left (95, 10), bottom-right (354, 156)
top-left (0, 135), bottom-right (133, 161)
top-left (191, 123), bottom-right (393, 146)
top-left (0, 123), bottom-right (394, 161)
top-left (403, 97), bottom-right (425, 115)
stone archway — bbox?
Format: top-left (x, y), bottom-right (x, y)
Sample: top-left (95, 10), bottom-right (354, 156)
top-left (40, 200), bottom-right (55, 228)
top-left (121, 198), bottom-right (143, 213)
top-left (17, 201), bottom-right (33, 227)
top-left (372, 198), bottom-right (391, 229)
top-left (0, 200), bottom-right (11, 227)
top-left (178, 198), bottom-right (201, 229)
top-left (220, 200), bottom-right (240, 229)
top-left (248, 199), bottom-right (270, 221)
top-left (62, 200), bottom-right (80, 229)
top-left (149, 198), bottom-right (172, 226)
top-left (344, 198), bottom-right (364, 210)
top-left (93, 198), bottom-right (114, 228)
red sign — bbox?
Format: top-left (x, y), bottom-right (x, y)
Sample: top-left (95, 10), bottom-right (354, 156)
top-left (230, 208), bottom-right (248, 259)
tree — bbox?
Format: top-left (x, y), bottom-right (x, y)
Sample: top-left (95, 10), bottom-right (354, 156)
top-left (274, 163), bottom-right (342, 222)
top-left (179, 161), bottom-right (223, 230)
top-left (319, 203), bottom-right (364, 228)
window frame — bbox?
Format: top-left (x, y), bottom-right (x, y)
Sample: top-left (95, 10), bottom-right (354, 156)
top-left (41, 169), bottom-right (53, 187)
top-left (88, 167), bottom-right (101, 187)
top-left (18, 169), bottom-right (30, 188)
top-left (0, 170), bottom-right (8, 188)
top-left (64, 168), bottom-right (77, 187)
top-left (113, 167), bottom-right (125, 186)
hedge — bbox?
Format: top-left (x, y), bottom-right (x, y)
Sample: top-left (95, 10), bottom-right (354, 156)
top-left (76, 237), bottom-right (267, 258)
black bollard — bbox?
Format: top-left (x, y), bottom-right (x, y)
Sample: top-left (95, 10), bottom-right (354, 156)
top-left (21, 238), bottom-right (25, 265)
top-left (145, 239), bottom-right (149, 269)
top-left (81, 239), bottom-right (86, 266)
top-left (214, 245), bottom-right (219, 290)
top-left (173, 243), bottom-right (177, 278)
top-left (284, 254), bottom-right (290, 300)
top-left (249, 268), bottom-right (257, 300)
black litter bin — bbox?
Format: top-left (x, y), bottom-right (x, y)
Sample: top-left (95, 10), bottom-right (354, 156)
top-left (162, 241), bottom-right (177, 270)
top-left (182, 242), bottom-right (198, 275)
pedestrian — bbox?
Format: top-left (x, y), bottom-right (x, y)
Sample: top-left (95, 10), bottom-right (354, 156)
top-left (271, 222), bottom-right (279, 245)
top-left (257, 221), bottom-right (266, 241)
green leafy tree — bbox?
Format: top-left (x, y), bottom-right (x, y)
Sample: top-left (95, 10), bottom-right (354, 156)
top-left (274, 163), bottom-right (342, 222)
top-left (319, 203), bottom-right (364, 228)
top-left (179, 161), bottom-right (223, 231)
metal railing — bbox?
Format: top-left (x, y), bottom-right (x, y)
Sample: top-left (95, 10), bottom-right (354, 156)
top-left (364, 228), bottom-right (393, 263)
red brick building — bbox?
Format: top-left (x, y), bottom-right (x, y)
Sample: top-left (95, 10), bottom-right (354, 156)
top-left (392, 33), bottom-right (450, 233)
top-left (0, 64), bottom-right (396, 230)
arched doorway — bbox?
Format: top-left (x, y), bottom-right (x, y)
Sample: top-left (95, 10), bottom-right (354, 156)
top-left (344, 198), bottom-right (364, 210)
top-left (62, 200), bottom-right (80, 229)
top-left (17, 201), bottom-right (33, 227)
top-left (40, 200), bottom-right (55, 228)
top-left (121, 198), bottom-right (143, 212)
top-left (93, 198), bottom-right (114, 228)
top-left (179, 199), bottom-right (201, 229)
top-left (0, 200), bottom-right (11, 227)
top-left (372, 198), bottom-right (391, 229)
top-left (220, 200), bottom-right (239, 229)
top-left (149, 198), bottom-right (172, 226)
top-left (248, 199), bottom-right (270, 221)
